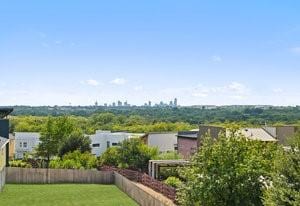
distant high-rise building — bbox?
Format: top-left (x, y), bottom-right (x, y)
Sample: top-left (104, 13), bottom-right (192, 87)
top-left (112, 102), bottom-right (116, 107)
top-left (169, 101), bottom-right (173, 106)
top-left (148, 101), bottom-right (152, 107)
top-left (95, 101), bottom-right (98, 107)
top-left (117, 101), bottom-right (122, 107)
top-left (104, 103), bottom-right (108, 107)
top-left (174, 98), bottom-right (178, 107)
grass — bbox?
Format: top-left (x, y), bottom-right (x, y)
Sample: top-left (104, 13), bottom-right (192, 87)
top-left (0, 184), bottom-right (138, 206)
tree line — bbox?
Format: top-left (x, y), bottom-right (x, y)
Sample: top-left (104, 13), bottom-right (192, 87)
top-left (7, 105), bottom-right (300, 125)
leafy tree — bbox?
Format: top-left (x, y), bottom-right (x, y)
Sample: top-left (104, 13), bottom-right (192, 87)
top-left (98, 147), bottom-right (120, 167)
top-left (36, 116), bottom-right (75, 167)
top-left (58, 130), bottom-right (91, 157)
top-left (118, 138), bottom-right (158, 172)
top-left (263, 134), bottom-right (300, 206)
top-left (177, 131), bottom-right (278, 206)
top-left (98, 138), bottom-right (158, 172)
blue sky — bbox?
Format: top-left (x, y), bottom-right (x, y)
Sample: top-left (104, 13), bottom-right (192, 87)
top-left (1, 0), bottom-right (300, 106)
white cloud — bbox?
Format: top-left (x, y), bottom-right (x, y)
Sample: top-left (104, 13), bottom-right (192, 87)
top-left (290, 47), bottom-right (300, 54)
top-left (273, 88), bottom-right (283, 93)
top-left (81, 79), bottom-right (100, 86)
top-left (54, 40), bottom-right (62, 45)
top-left (211, 55), bottom-right (222, 62)
top-left (227, 82), bottom-right (247, 94)
top-left (110, 78), bottom-right (126, 85)
top-left (134, 86), bottom-right (143, 91)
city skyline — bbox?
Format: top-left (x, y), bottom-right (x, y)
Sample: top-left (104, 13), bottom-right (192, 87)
top-left (1, 1), bottom-right (300, 106)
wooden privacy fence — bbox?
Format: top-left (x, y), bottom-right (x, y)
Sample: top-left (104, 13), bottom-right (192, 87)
top-left (6, 167), bottom-right (114, 184)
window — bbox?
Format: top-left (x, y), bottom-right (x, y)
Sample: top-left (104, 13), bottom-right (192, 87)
top-left (106, 141), bottom-right (110, 148)
top-left (112, 142), bottom-right (119, 146)
top-left (19, 142), bottom-right (22, 148)
top-left (23, 142), bottom-right (27, 148)
top-left (92, 143), bottom-right (100, 147)
top-left (174, 144), bottom-right (178, 151)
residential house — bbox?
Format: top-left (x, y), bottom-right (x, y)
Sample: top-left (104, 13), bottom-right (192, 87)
top-left (14, 132), bottom-right (40, 159)
top-left (0, 108), bottom-right (13, 191)
top-left (8, 134), bottom-right (15, 160)
top-left (0, 137), bottom-right (9, 191)
top-left (177, 131), bottom-right (198, 159)
top-left (238, 128), bottom-right (277, 142)
top-left (90, 131), bottom-right (143, 157)
top-left (141, 133), bottom-right (177, 152)
top-left (263, 126), bottom-right (296, 144)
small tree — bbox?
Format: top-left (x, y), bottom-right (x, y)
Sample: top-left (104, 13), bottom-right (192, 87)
top-left (59, 130), bottom-right (91, 157)
top-left (36, 116), bottom-right (75, 167)
top-left (98, 147), bottom-right (120, 167)
top-left (99, 138), bottom-right (158, 172)
top-left (263, 134), bottom-right (300, 206)
top-left (178, 131), bottom-right (278, 206)
top-left (118, 138), bottom-right (158, 172)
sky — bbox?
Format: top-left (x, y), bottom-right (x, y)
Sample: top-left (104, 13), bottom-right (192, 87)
top-left (1, 0), bottom-right (300, 106)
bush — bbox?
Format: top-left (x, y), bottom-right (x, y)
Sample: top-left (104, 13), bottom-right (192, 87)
top-left (164, 176), bottom-right (182, 188)
top-left (49, 151), bottom-right (97, 169)
top-left (9, 160), bottom-right (31, 168)
top-left (98, 147), bottom-right (119, 167)
top-left (98, 138), bottom-right (158, 172)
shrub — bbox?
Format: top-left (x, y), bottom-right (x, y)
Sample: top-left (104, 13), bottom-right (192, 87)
top-left (98, 138), bottom-right (158, 172)
top-left (9, 160), bottom-right (31, 168)
top-left (49, 151), bottom-right (97, 169)
top-left (164, 176), bottom-right (182, 188)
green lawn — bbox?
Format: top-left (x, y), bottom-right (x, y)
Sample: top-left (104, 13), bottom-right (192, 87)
top-left (0, 184), bottom-right (138, 206)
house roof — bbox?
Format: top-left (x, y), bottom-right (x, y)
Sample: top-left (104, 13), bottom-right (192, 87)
top-left (177, 131), bottom-right (198, 139)
top-left (0, 108), bottom-right (13, 118)
top-left (240, 128), bottom-right (277, 142)
top-left (0, 136), bottom-right (9, 149)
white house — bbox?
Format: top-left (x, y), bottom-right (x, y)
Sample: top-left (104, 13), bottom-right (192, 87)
top-left (90, 131), bottom-right (142, 157)
top-left (14, 132), bottom-right (40, 159)
top-left (141, 133), bottom-right (178, 152)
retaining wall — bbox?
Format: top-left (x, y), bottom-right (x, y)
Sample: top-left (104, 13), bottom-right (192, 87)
top-left (115, 172), bottom-right (176, 206)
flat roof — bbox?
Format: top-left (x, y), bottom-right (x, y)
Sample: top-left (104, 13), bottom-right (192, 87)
top-left (0, 108), bottom-right (13, 118)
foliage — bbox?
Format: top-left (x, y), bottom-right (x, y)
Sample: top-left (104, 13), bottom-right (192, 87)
top-left (58, 130), bottom-right (91, 157)
top-left (10, 113), bottom-right (195, 134)
top-left (164, 176), bottom-right (183, 188)
top-left (177, 131), bottom-right (279, 206)
top-left (9, 160), bottom-right (32, 168)
top-left (36, 116), bottom-right (81, 166)
top-left (154, 151), bottom-right (182, 160)
top-left (98, 147), bottom-right (119, 167)
top-left (49, 151), bottom-right (97, 169)
top-left (9, 105), bottom-right (300, 126)
top-left (263, 134), bottom-right (300, 206)
top-left (98, 138), bottom-right (158, 172)
top-left (118, 138), bottom-right (158, 171)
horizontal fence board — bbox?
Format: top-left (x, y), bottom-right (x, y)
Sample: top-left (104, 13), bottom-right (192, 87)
top-left (6, 167), bottom-right (114, 184)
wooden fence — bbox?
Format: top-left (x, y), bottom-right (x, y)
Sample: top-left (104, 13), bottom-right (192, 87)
top-left (6, 167), bottom-right (114, 184)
